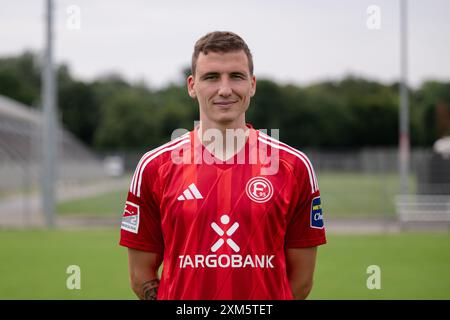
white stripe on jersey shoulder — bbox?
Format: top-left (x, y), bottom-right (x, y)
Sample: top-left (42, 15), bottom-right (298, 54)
top-left (258, 131), bottom-right (318, 193)
top-left (130, 133), bottom-right (190, 197)
top-left (130, 132), bottom-right (189, 194)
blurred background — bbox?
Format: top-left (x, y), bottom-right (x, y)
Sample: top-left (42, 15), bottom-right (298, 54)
top-left (0, 0), bottom-right (449, 299)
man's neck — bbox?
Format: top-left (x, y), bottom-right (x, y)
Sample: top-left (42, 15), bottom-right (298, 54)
top-left (198, 121), bottom-right (249, 162)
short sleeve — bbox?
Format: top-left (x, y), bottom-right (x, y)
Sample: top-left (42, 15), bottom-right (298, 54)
top-left (119, 160), bottom-right (164, 253)
top-left (285, 159), bottom-right (327, 248)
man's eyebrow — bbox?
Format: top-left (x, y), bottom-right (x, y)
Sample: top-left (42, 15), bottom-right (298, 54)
top-left (230, 71), bottom-right (248, 78)
top-left (200, 71), bottom-right (248, 79)
top-left (200, 72), bottom-right (220, 79)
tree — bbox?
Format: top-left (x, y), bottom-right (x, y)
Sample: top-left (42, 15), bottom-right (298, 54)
top-left (93, 89), bottom-right (161, 150)
top-left (0, 51), bottom-right (41, 106)
top-left (0, 51), bottom-right (447, 150)
top-left (58, 79), bottom-right (99, 146)
top-left (413, 81), bottom-right (450, 145)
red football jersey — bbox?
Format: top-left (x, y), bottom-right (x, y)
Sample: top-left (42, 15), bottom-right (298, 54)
top-left (119, 125), bottom-right (326, 300)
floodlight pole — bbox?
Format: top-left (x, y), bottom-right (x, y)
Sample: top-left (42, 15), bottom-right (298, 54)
top-left (42, 0), bottom-right (57, 227)
top-left (399, 0), bottom-right (410, 195)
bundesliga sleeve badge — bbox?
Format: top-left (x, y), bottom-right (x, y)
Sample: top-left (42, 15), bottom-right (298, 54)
top-left (121, 201), bottom-right (140, 233)
top-left (310, 196), bottom-right (324, 229)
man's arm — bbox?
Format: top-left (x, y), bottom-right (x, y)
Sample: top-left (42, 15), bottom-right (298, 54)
top-left (285, 247), bottom-right (318, 300)
top-left (127, 248), bottom-right (163, 300)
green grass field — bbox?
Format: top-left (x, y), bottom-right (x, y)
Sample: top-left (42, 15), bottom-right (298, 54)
top-left (0, 230), bottom-right (448, 299)
top-left (56, 172), bottom-right (415, 218)
top-left (319, 172), bottom-right (415, 217)
top-left (57, 190), bottom-right (127, 216)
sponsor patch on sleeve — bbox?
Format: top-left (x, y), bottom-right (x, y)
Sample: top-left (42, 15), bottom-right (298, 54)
top-left (121, 201), bottom-right (140, 234)
top-left (310, 196), bottom-right (324, 229)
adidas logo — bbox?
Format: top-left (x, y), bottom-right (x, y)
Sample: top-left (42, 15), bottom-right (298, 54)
top-left (177, 183), bottom-right (203, 201)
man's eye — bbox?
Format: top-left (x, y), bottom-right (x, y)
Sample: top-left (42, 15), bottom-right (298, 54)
top-left (231, 74), bottom-right (245, 79)
top-left (204, 75), bottom-right (218, 80)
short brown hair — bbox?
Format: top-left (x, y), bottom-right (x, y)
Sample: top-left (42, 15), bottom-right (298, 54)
top-left (191, 31), bottom-right (253, 76)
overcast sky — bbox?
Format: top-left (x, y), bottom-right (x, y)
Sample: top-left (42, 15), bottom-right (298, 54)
top-left (1, 0), bottom-right (449, 89)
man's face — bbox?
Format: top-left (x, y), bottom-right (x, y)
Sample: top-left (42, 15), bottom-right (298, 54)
top-left (188, 50), bottom-right (256, 127)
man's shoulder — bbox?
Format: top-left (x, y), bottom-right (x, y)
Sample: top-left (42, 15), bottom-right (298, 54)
top-left (129, 132), bottom-right (191, 194)
top-left (138, 132), bottom-right (191, 167)
top-left (256, 130), bottom-right (314, 167)
top-left (256, 130), bottom-right (319, 193)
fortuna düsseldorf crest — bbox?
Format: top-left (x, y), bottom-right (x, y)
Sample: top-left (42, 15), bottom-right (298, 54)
top-left (245, 177), bottom-right (274, 203)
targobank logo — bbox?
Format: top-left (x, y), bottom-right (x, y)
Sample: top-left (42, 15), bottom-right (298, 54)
top-left (178, 214), bottom-right (275, 269)
top-left (211, 215), bottom-right (240, 252)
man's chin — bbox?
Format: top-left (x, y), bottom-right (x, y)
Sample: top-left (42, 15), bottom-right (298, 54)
top-left (213, 115), bottom-right (241, 126)
top-left (201, 108), bottom-right (246, 126)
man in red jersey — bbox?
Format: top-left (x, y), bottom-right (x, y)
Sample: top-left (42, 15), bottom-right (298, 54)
top-left (119, 31), bottom-right (326, 300)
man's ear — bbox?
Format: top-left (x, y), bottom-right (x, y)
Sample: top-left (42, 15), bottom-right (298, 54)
top-left (187, 75), bottom-right (196, 98)
top-left (250, 75), bottom-right (257, 97)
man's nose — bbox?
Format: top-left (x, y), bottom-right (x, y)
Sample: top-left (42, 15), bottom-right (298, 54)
top-left (218, 78), bottom-right (232, 97)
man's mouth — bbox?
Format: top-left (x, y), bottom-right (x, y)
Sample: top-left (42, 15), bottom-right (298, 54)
top-left (213, 100), bottom-right (238, 107)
